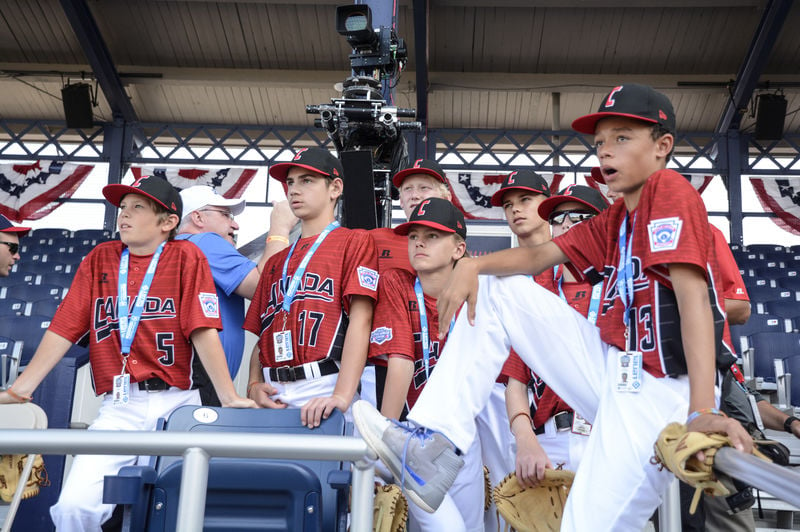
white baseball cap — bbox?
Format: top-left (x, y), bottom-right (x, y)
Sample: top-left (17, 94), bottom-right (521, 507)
top-left (180, 185), bottom-right (246, 217)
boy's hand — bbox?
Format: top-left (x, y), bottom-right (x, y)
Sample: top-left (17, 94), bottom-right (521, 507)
top-left (687, 413), bottom-right (753, 454)
top-left (248, 382), bottom-right (288, 409)
top-left (515, 436), bottom-right (553, 488)
top-left (437, 258), bottom-right (479, 338)
top-left (221, 396), bottom-right (258, 408)
top-left (300, 394), bottom-right (347, 428)
top-left (269, 200), bottom-right (299, 236)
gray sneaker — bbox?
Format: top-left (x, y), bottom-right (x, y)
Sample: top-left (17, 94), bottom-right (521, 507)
top-left (352, 400), bottom-right (464, 513)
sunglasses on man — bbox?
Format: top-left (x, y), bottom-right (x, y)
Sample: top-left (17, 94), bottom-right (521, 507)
top-left (0, 241), bottom-right (20, 254)
top-left (548, 210), bottom-right (596, 226)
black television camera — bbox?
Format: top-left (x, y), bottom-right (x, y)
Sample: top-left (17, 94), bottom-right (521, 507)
top-left (306, 5), bottom-right (421, 229)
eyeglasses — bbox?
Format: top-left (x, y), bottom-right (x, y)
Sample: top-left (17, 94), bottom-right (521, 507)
top-left (200, 208), bottom-right (235, 220)
top-left (548, 210), bottom-right (595, 226)
top-left (0, 241), bottom-right (20, 254)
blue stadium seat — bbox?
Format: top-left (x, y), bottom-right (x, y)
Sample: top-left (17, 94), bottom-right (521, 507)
top-left (40, 270), bottom-right (76, 288)
top-left (746, 286), bottom-right (793, 304)
top-left (761, 300), bottom-right (800, 319)
top-left (0, 271), bottom-right (39, 287)
top-left (2, 283), bottom-right (66, 302)
top-left (28, 228), bottom-right (72, 245)
top-left (730, 314), bottom-right (789, 353)
top-left (747, 332), bottom-right (800, 382)
top-left (73, 228), bottom-right (113, 245)
top-left (0, 297), bottom-right (28, 317)
top-left (777, 277), bottom-right (800, 292)
top-left (745, 244), bottom-right (787, 258)
top-left (785, 355), bottom-right (800, 407)
top-left (104, 407), bottom-right (351, 532)
top-left (0, 315), bottom-right (52, 365)
top-left (18, 260), bottom-right (72, 276)
top-left (29, 298), bottom-right (62, 318)
top-left (0, 336), bottom-right (23, 390)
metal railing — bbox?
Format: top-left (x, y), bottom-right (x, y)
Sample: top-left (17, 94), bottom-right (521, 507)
top-left (0, 428), bottom-right (377, 532)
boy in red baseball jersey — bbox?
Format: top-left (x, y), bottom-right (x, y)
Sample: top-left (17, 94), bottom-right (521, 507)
top-left (353, 84), bottom-right (752, 530)
top-left (0, 176), bottom-right (254, 530)
top-left (245, 148), bottom-right (377, 427)
top-left (369, 198), bottom-right (483, 531)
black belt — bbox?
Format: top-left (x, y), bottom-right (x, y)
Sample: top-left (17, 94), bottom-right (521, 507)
top-left (534, 411), bottom-right (573, 435)
top-left (137, 377), bottom-right (171, 391)
top-left (268, 358), bottom-right (339, 383)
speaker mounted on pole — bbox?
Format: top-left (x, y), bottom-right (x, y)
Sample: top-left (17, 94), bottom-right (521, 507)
top-left (61, 83), bottom-right (95, 129)
top-left (754, 93), bottom-right (787, 141)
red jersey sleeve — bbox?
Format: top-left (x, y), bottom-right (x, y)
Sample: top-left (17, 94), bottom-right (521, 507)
top-left (341, 229), bottom-right (379, 308)
top-left (369, 269), bottom-right (417, 362)
top-left (500, 350), bottom-right (531, 383)
top-left (711, 225), bottom-right (749, 301)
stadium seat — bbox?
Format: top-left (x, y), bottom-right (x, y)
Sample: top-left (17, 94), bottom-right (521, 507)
top-left (761, 300), bottom-right (800, 319)
top-left (73, 228), bottom-right (113, 245)
top-left (745, 286), bottom-right (793, 304)
top-left (104, 407), bottom-right (351, 532)
top-left (0, 336), bottom-right (23, 390)
top-left (29, 298), bottom-right (62, 318)
top-left (40, 270), bottom-right (76, 288)
top-left (0, 315), bottom-right (53, 365)
top-left (2, 283), bottom-right (66, 302)
top-left (777, 277), bottom-right (800, 292)
top-left (745, 244), bottom-right (787, 258)
top-left (730, 314), bottom-right (789, 354)
top-left (18, 260), bottom-right (72, 276)
top-left (28, 228), bottom-right (71, 245)
top-left (0, 297), bottom-right (28, 317)
top-left (745, 332), bottom-right (800, 383)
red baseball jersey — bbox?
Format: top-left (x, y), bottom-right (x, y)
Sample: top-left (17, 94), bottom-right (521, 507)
top-left (554, 169), bottom-right (734, 378)
top-left (711, 225), bottom-right (749, 302)
top-left (244, 227), bottom-right (378, 367)
top-left (48, 240), bottom-right (222, 395)
top-left (371, 227), bottom-right (413, 274)
top-left (368, 268), bottom-right (452, 415)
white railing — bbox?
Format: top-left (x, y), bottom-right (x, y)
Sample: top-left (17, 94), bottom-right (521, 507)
top-left (0, 428), bottom-right (377, 532)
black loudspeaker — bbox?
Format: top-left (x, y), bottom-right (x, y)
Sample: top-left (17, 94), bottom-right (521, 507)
top-left (755, 94), bottom-right (787, 141)
top-left (61, 83), bottom-right (94, 129)
top-left (340, 150), bottom-right (378, 230)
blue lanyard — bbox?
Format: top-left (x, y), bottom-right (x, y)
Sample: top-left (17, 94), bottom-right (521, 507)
top-left (554, 265), bottom-right (602, 326)
top-left (414, 277), bottom-right (455, 379)
top-left (281, 221), bottom-right (340, 314)
top-left (617, 213), bottom-right (637, 327)
top-left (118, 241), bottom-right (165, 361)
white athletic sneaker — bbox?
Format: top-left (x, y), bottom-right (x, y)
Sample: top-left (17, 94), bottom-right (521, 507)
top-left (352, 400), bottom-right (464, 513)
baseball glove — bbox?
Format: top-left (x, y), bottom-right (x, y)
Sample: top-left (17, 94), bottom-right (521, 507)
top-left (483, 465), bottom-right (492, 511)
top-left (0, 454), bottom-right (49, 503)
top-left (652, 422), bottom-right (770, 515)
top-left (493, 469), bottom-right (575, 532)
top-left (373, 483), bottom-right (408, 532)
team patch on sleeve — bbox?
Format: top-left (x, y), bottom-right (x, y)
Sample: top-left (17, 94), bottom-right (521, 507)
top-left (647, 217), bottom-right (682, 252)
top-left (198, 292), bottom-right (220, 318)
top-left (370, 326), bottom-right (393, 345)
top-left (357, 266), bottom-right (379, 291)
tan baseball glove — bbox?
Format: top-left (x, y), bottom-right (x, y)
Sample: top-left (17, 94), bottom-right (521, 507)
top-left (483, 465), bottom-right (492, 511)
top-left (0, 453), bottom-right (49, 503)
top-left (493, 469), bottom-right (575, 532)
top-left (373, 483), bottom-right (408, 532)
top-left (652, 422), bottom-right (769, 514)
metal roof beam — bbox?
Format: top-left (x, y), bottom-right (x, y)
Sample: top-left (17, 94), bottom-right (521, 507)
top-left (413, 0), bottom-right (429, 127)
top-left (59, 0), bottom-right (138, 124)
top-left (715, 0), bottom-right (792, 134)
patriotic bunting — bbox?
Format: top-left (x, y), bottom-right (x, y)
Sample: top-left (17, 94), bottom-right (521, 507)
top-left (750, 177), bottom-right (800, 235)
top-left (130, 167), bottom-right (257, 198)
top-left (445, 170), bottom-right (564, 220)
top-left (0, 161), bottom-right (94, 221)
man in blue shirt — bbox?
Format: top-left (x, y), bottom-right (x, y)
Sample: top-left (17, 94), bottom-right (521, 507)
top-left (178, 185), bottom-right (294, 404)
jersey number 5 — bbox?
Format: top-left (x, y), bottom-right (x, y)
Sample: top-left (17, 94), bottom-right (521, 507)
top-left (156, 332), bottom-right (175, 366)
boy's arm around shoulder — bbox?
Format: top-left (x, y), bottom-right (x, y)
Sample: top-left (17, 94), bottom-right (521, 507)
top-left (437, 241), bottom-right (567, 337)
top-left (669, 263), bottom-right (751, 452)
top-left (300, 295), bottom-right (374, 428)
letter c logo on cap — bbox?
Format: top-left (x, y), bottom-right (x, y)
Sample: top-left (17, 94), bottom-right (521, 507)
top-left (605, 86), bottom-right (623, 108)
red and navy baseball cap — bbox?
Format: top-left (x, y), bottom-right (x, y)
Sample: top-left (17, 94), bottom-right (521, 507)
top-left (537, 184), bottom-right (609, 222)
top-left (572, 84), bottom-right (676, 135)
top-left (394, 197), bottom-right (467, 240)
top-left (269, 148), bottom-right (344, 183)
top-left (392, 159), bottom-right (447, 188)
top-left (489, 169), bottom-right (551, 207)
top-left (0, 214), bottom-right (31, 237)
top-left (103, 175), bottom-right (182, 217)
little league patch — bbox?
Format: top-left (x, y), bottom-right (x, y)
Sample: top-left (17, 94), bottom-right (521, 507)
top-left (370, 326), bottom-right (393, 345)
top-left (357, 266), bottom-right (379, 291)
top-left (198, 292), bottom-right (220, 318)
top-left (647, 217), bottom-right (682, 252)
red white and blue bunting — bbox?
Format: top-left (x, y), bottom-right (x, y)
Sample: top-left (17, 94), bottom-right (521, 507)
top-left (130, 166), bottom-right (257, 198)
top-left (445, 171), bottom-right (564, 220)
top-left (750, 177), bottom-right (800, 235)
top-left (0, 161), bottom-right (94, 221)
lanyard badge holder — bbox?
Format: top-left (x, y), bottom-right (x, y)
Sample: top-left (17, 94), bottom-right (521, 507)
top-left (114, 242), bottom-right (165, 405)
top-left (615, 214), bottom-right (643, 393)
top-left (275, 222), bottom-right (340, 364)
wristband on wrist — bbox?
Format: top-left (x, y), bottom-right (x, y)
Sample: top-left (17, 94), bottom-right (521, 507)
top-left (509, 411), bottom-right (533, 432)
top-left (686, 407), bottom-right (726, 425)
top-left (6, 388), bottom-right (32, 403)
top-left (266, 235), bottom-right (289, 244)
top-left (784, 415), bottom-right (799, 434)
